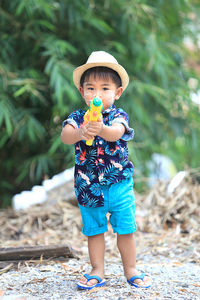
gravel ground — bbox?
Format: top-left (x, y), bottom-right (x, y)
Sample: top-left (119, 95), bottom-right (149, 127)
top-left (0, 254), bottom-right (200, 300)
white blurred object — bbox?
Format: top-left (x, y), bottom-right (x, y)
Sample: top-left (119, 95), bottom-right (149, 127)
top-left (190, 90), bottom-right (200, 105)
top-left (12, 167), bottom-right (74, 210)
top-left (42, 168), bottom-right (74, 191)
top-left (12, 186), bottom-right (47, 210)
top-left (147, 153), bottom-right (177, 187)
top-left (167, 171), bottom-right (187, 195)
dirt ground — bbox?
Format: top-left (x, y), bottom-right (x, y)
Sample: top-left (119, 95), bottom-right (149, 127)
top-left (0, 170), bottom-right (200, 299)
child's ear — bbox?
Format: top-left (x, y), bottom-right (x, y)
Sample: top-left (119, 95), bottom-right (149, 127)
top-left (79, 86), bottom-right (84, 97)
top-left (115, 87), bottom-right (123, 100)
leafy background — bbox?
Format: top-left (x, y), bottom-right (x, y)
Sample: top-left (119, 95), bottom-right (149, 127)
top-left (0, 0), bottom-right (200, 207)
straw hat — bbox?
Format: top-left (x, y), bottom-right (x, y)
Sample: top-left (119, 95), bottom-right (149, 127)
top-left (73, 51), bottom-right (129, 91)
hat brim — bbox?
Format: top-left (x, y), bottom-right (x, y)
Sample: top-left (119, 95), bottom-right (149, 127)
top-left (73, 62), bottom-right (129, 91)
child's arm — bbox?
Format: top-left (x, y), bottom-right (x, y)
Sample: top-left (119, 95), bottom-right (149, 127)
top-left (99, 123), bottom-right (125, 142)
top-left (61, 123), bottom-right (94, 145)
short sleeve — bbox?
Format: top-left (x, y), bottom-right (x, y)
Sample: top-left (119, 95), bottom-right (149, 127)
top-left (62, 109), bottom-right (84, 129)
top-left (111, 109), bottom-right (134, 141)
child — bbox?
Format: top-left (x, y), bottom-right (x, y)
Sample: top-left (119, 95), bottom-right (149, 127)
top-left (61, 51), bottom-right (151, 289)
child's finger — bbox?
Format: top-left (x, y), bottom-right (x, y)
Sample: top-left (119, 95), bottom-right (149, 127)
top-left (98, 116), bottom-right (102, 122)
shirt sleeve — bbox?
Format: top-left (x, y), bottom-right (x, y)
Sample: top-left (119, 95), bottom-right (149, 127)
top-left (111, 109), bottom-right (134, 141)
top-left (62, 110), bottom-right (83, 129)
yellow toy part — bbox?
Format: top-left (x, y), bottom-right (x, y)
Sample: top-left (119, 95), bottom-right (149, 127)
top-left (83, 97), bottom-right (103, 146)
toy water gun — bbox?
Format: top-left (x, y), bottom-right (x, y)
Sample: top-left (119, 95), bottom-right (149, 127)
top-left (83, 97), bottom-right (103, 146)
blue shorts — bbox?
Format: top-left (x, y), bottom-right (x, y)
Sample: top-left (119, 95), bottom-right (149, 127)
top-left (78, 177), bottom-right (137, 236)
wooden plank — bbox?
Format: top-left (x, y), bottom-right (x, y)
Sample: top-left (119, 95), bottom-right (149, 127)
top-left (0, 244), bottom-right (79, 261)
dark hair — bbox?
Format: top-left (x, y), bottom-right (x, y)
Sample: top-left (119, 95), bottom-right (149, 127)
top-left (80, 66), bottom-right (122, 87)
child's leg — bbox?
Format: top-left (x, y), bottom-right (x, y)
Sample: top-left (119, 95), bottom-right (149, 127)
top-left (79, 233), bottom-right (105, 286)
top-left (117, 233), bottom-right (151, 286)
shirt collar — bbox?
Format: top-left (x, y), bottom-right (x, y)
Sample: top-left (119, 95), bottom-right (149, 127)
top-left (102, 104), bottom-right (116, 115)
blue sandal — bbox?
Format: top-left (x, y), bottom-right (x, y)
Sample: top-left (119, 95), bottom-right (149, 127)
top-left (77, 273), bottom-right (106, 290)
top-left (127, 273), bottom-right (151, 288)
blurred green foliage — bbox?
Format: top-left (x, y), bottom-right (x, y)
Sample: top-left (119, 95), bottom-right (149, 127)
top-left (0, 0), bottom-right (200, 206)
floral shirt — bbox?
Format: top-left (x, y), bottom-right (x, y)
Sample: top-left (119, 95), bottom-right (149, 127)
top-left (63, 105), bottom-right (134, 208)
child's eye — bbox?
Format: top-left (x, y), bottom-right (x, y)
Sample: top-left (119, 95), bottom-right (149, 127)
top-left (103, 88), bottom-right (109, 91)
top-left (88, 87), bottom-right (94, 90)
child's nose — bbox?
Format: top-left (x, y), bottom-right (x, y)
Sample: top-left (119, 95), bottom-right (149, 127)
top-left (94, 90), bottom-right (101, 97)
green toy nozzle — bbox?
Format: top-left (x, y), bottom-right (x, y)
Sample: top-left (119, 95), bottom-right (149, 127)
top-left (93, 97), bottom-right (102, 107)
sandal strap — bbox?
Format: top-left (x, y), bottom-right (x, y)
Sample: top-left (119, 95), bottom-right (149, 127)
top-left (129, 273), bottom-right (145, 282)
top-left (84, 273), bottom-right (102, 283)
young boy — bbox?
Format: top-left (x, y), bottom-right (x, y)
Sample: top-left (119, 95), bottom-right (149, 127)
top-left (61, 51), bottom-right (151, 289)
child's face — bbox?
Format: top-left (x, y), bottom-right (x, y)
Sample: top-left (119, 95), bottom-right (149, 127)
top-left (79, 75), bottom-right (123, 111)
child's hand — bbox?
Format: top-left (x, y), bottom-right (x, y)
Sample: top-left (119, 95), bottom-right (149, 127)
top-left (86, 118), bottom-right (104, 137)
top-left (79, 124), bottom-right (94, 141)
